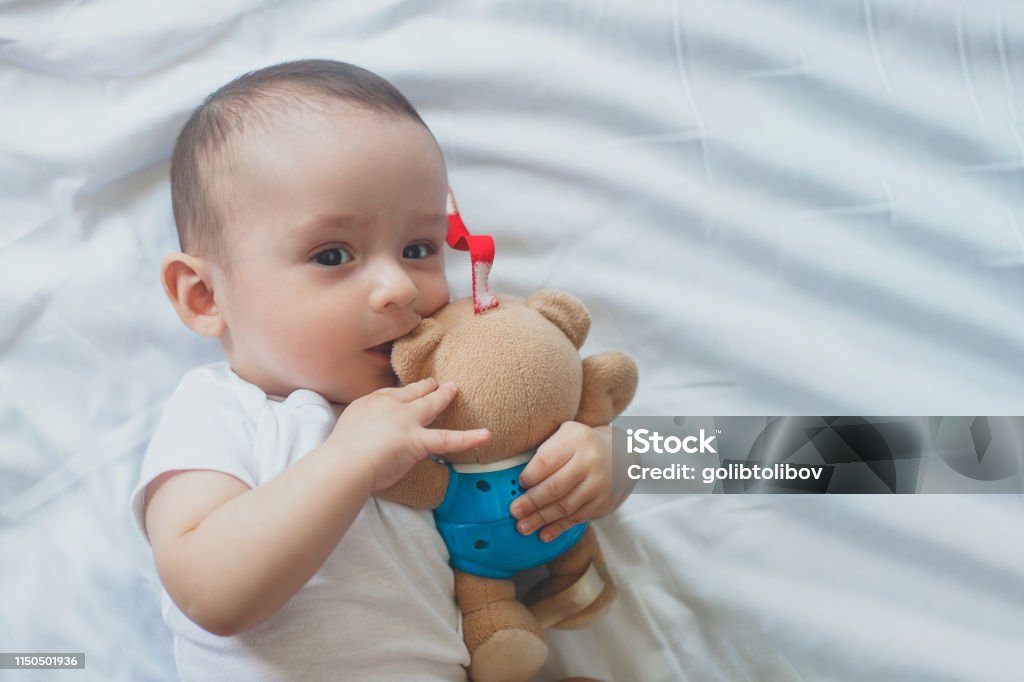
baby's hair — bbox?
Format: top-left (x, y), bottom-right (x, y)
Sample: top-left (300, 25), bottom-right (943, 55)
top-left (170, 59), bottom-right (431, 263)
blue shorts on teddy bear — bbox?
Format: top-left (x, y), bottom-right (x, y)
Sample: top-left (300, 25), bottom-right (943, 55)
top-left (433, 459), bottom-right (587, 579)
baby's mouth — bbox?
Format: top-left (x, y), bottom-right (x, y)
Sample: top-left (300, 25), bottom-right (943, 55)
top-left (368, 341), bottom-right (393, 356)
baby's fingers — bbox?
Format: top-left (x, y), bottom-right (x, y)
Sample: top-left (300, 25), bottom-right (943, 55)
top-left (423, 427), bottom-right (491, 455)
top-left (511, 461), bottom-right (583, 524)
top-left (411, 380), bottom-right (460, 421)
top-left (535, 507), bottom-right (597, 543)
top-left (387, 377), bottom-right (438, 402)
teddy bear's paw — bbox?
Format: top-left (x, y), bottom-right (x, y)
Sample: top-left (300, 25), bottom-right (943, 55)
top-left (469, 627), bottom-right (548, 682)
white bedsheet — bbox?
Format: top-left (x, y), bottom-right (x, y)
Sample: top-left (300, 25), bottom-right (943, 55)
top-left (2, 1), bottom-right (1022, 680)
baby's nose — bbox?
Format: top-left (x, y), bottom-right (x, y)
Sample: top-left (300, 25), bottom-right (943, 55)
top-left (369, 261), bottom-right (418, 310)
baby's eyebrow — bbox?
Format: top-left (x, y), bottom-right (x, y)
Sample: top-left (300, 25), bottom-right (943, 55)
top-left (415, 212), bottom-right (448, 224)
top-left (295, 213), bottom-right (371, 235)
top-left (296, 212), bottom-right (447, 236)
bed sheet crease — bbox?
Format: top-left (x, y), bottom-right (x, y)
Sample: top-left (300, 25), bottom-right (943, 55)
top-left (1, 1), bottom-right (1022, 680)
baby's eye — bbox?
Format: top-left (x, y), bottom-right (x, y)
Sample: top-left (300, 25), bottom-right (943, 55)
top-left (403, 242), bottom-right (437, 259)
top-left (312, 248), bottom-right (352, 267)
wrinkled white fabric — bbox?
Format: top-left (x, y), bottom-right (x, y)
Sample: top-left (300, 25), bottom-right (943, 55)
top-left (129, 362), bottom-right (468, 682)
top-left (2, 1), bottom-right (1023, 680)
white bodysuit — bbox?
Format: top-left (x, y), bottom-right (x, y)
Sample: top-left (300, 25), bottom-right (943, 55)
top-left (129, 361), bottom-right (468, 681)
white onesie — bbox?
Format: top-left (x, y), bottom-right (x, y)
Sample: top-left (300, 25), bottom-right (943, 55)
top-left (128, 361), bottom-right (469, 681)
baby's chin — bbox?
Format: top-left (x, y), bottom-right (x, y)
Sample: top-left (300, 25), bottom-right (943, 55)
top-left (323, 371), bottom-right (399, 405)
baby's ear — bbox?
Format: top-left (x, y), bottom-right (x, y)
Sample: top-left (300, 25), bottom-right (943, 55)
top-left (391, 318), bottom-right (444, 385)
top-left (526, 290), bottom-right (591, 349)
top-left (160, 252), bottom-right (225, 338)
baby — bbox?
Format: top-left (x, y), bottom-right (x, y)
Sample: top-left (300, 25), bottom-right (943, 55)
top-left (129, 59), bottom-right (623, 681)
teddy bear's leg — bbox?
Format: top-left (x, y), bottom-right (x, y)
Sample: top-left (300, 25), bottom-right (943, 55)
top-left (454, 569), bottom-right (548, 682)
top-left (525, 527), bottom-right (618, 630)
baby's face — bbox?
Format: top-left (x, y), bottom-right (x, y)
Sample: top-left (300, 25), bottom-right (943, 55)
top-left (212, 105), bottom-right (450, 404)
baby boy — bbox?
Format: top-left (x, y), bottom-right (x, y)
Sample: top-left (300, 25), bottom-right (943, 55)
top-left (129, 59), bottom-right (623, 681)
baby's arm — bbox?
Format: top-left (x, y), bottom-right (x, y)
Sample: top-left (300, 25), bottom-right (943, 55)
top-left (375, 457), bottom-right (450, 508)
top-left (143, 378), bottom-right (489, 637)
top-left (510, 422), bottom-right (635, 542)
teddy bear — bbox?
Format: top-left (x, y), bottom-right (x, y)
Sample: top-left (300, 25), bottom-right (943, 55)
top-left (378, 289), bottom-right (638, 682)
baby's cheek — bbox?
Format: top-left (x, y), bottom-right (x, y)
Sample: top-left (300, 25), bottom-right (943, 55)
top-left (420, 276), bottom-right (450, 316)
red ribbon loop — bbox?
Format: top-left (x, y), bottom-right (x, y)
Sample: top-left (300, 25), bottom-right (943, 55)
top-left (446, 187), bottom-right (499, 314)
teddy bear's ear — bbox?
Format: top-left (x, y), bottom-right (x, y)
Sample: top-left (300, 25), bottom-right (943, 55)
top-left (575, 352), bottom-right (639, 426)
top-left (526, 290), bottom-right (591, 349)
top-left (390, 318), bottom-right (444, 385)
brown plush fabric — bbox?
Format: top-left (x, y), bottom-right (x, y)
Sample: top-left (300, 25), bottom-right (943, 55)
top-left (575, 353), bottom-right (640, 427)
top-left (384, 290), bottom-right (638, 682)
top-left (375, 457), bottom-right (449, 508)
top-left (455, 571), bottom-right (545, 651)
top-left (456, 571), bottom-right (548, 682)
top-left (524, 527), bottom-right (618, 630)
top-left (393, 295), bottom-right (585, 463)
top-left (526, 290), bottom-right (591, 349)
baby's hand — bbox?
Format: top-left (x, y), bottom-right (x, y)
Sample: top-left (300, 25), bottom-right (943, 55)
top-left (510, 422), bottom-right (624, 542)
top-left (330, 378), bottom-right (490, 492)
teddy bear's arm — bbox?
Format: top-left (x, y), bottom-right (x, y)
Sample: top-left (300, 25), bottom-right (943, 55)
top-left (375, 458), bottom-right (450, 509)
